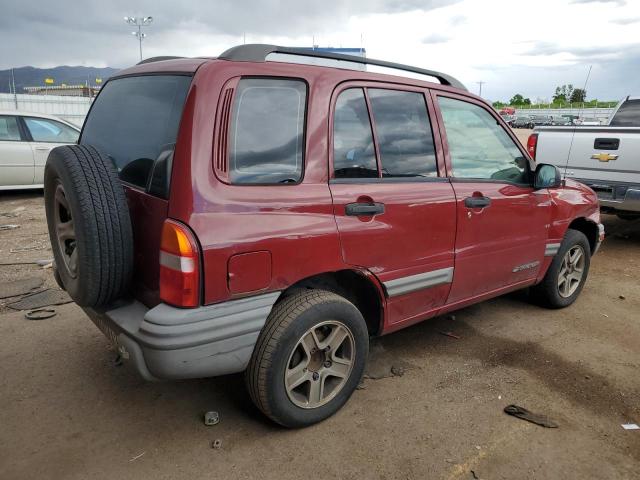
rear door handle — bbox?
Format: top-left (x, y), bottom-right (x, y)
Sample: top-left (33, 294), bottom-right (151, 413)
top-left (464, 196), bottom-right (491, 208)
top-left (35, 147), bottom-right (50, 151)
top-left (345, 202), bottom-right (385, 216)
top-left (594, 138), bottom-right (619, 150)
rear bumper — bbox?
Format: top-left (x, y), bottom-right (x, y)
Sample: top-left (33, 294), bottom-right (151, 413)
top-left (83, 291), bottom-right (280, 381)
top-left (599, 188), bottom-right (640, 213)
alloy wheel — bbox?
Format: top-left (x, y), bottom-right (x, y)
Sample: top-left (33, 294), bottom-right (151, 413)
top-left (284, 321), bottom-right (355, 409)
top-left (557, 245), bottom-right (585, 298)
top-left (53, 182), bottom-right (78, 278)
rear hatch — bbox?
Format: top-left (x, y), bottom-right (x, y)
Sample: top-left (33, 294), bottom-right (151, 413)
top-left (80, 72), bottom-right (194, 307)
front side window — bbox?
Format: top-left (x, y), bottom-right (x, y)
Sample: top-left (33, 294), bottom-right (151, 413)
top-left (333, 88), bottom-right (378, 178)
top-left (0, 116), bottom-right (21, 141)
top-left (24, 117), bottom-right (78, 143)
top-left (368, 89), bottom-right (437, 177)
top-left (229, 78), bottom-right (306, 184)
top-left (438, 97), bottom-right (529, 184)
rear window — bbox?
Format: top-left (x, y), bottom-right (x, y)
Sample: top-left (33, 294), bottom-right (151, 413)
top-left (610, 99), bottom-right (640, 127)
top-left (81, 75), bottom-right (191, 193)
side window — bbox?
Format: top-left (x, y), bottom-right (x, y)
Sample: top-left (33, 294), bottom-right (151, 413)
top-left (438, 97), bottom-right (529, 184)
top-left (610, 99), bottom-right (640, 127)
top-left (333, 88), bottom-right (378, 178)
top-left (24, 117), bottom-right (78, 143)
top-left (0, 116), bottom-right (22, 141)
top-left (368, 89), bottom-right (437, 177)
top-left (229, 78), bottom-right (306, 184)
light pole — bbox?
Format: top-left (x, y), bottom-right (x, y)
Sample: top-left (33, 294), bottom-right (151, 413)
top-left (124, 16), bottom-right (153, 61)
top-left (476, 81), bottom-right (485, 97)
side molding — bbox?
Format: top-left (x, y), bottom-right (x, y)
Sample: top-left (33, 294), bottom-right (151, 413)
top-left (384, 267), bottom-right (454, 297)
top-left (545, 243), bottom-right (561, 256)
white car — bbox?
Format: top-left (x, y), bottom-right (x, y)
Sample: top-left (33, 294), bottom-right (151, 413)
top-left (0, 111), bottom-right (80, 190)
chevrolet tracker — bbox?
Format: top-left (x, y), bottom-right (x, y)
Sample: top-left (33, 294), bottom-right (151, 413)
top-left (44, 44), bottom-right (604, 427)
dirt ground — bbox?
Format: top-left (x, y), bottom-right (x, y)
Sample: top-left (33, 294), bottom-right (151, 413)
top-left (1, 132), bottom-right (639, 479)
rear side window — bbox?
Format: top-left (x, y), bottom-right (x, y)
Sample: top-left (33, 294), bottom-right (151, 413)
top-left (24, 117), bottom-right (78, 143)
top-left (610, 99), bottom-right (640, 126)
top-left (81, 75), bottom-right (191, 192)
top-left (229, 78), bottom-right (306, 184)
top-left (368, 89), bottom-right (437, 177)
top-left (0, 116), bottom-right (21, 141)
top-left (333, 88), bottom-right (378, 178)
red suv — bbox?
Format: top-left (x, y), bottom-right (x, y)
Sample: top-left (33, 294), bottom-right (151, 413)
top-left (44, 45), bottom-right (604, 427)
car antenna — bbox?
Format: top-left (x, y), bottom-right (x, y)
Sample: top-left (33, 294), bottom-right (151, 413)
top-left (563, 64), bottom-right (592, 182)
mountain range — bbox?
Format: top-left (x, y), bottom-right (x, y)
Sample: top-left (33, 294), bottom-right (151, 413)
top-left (0, 66), bottom-right (119, 93)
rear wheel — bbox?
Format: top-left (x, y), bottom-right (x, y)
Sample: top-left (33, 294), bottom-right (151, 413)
top-left (531, 229), bottom-right (591, 308)
top-left (246, 289), bottom-right (368, 428)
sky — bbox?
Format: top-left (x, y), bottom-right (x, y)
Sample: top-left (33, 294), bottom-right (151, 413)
top-left (0, 0), bottom-right (639, 102)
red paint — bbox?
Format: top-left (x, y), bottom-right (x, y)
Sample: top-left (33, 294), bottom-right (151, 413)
top-left (111, 57), bottom-right (600, 335)
top-left (228, 251), bottom-right (272, 294)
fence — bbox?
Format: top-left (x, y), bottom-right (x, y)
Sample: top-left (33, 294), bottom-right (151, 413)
top-left (0, 93), bottom-right (92, 127)
top-left (513, 107), bottom-right (615, 124)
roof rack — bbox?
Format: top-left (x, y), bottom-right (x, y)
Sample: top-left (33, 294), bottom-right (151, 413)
top-left (137, 56), bottom-right (185, 65)
top-left (218, 44), bottom-right (467, 91)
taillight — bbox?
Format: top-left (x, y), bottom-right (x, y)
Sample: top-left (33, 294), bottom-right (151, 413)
top-left (159, 219), bottom-right (200, 307)
top-left (527, 133), bottom-right (538, 159)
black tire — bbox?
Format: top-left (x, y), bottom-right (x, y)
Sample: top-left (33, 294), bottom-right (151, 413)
top-left (44, 145), bottom-right (133, 307)
top-left (531, 229), bottom-right (591, 309)
top-left (246, 289), bottom-right (369, 428)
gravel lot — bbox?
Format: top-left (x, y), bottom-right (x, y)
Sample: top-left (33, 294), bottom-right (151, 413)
top-left (1, 130), bottom-right (639, 479)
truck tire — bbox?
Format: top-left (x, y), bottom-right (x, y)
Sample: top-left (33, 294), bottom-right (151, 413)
top-left (44, 144), bottom-right (133, 307)
top-left (246, 289), bottom-right (369, 428)
top-left (531, 229), bottom-right (591, 309)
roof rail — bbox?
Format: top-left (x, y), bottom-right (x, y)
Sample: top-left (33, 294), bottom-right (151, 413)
top-left (137, 56), bottom-right (185, 65)
top-left (218, 44), bottom-right (467, 91)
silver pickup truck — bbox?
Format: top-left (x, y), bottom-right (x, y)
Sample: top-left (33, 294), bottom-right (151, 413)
top-left (529, 96), bottom-right (640, 218)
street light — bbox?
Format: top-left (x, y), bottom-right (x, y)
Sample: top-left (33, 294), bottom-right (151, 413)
top-left (124, 16), bottom-right (153, 61)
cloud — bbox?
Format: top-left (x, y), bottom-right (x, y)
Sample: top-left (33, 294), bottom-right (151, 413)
top-left (521, 41), bottom-right (635, 62)
top-left (570, 0), bottom-right (626, 4)
top-left (610, 16), bottom-right (640, 24)
top-left (422, 33), bottom-right (451, 44)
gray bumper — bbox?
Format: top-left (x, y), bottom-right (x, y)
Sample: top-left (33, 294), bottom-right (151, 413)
top-left (84, 292), bottom-right (280, 381)
top-left (597, 187), bottom-right (640, 213)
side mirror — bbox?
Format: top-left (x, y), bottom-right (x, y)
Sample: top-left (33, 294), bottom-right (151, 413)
top-left (534, 163), bottom-right (562, 189)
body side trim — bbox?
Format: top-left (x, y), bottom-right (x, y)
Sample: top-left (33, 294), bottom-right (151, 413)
top-left (383, 267), bottom-right (454, 297)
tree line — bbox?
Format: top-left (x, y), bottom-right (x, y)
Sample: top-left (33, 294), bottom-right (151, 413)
top-left (493, 84), bottom-right (588, 108)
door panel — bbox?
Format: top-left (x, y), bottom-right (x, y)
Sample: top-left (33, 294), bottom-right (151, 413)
top-left (30, 142), bottom-right (56, 184)
top-left (434, 93), bottom-right (551, 303)
top-left (0, 115), bottom-right (34, 187)
top-left (329, 84), bottom-right (456, 329)
top-left (446, 182), bottom-right (550, 302)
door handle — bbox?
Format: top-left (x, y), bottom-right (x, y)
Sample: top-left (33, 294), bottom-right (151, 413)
top-left (594, 138), bottom-right (619, 150)
top-left (35, 147), bottom-right (50, 151)
top-left (345, 202), bottom-right (385, 216)
top-left (464, 196), bottom-right (491, 208)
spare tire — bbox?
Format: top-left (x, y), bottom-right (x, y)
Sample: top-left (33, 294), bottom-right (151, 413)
top-left (44, 145), bottom-right (133, 307)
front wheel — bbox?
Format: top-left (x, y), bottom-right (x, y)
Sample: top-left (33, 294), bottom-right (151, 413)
top-left (531, 229), bottom-right (591, 308)
top-left (246, 290), bottom-right (368, 428)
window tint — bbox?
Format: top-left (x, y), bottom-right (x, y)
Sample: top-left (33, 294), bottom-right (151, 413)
top-left (610, 99), bottom-right (640, 127)
top-left (81, 75), bottom-right (191, 190)
top-left (333, 88), bottom-right (377, 178)
top-left (0, 116), bottom-right (21, 141)
top-left (438, 97), bottom-right (529, 184)
top-left (369, 89), bottom-right (437, 177)
top-left (229, 78), bottom-right (306, 184)
top-left (25, 117), bottom-right (78, 143)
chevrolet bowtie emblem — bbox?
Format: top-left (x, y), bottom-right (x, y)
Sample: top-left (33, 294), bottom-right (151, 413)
top-left (591, 153), bottom-right (618, 162)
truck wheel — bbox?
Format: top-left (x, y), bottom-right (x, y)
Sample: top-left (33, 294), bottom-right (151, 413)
top-left (44, 145), bottom-right (133, 307)
top-left (531, 229), bottom-right (591, 309)
top-left (246, 289), bottom-right (368, 428)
